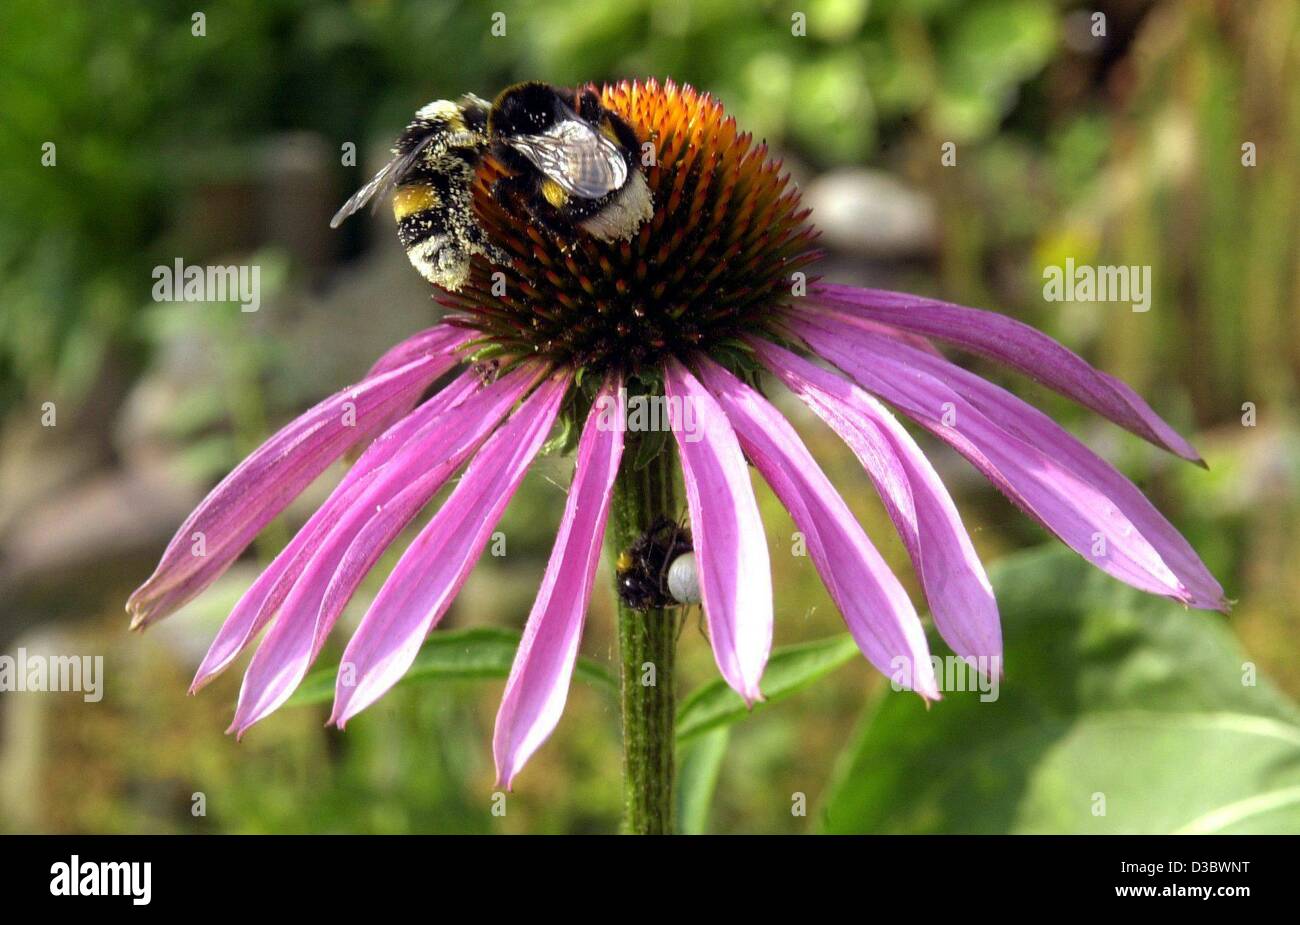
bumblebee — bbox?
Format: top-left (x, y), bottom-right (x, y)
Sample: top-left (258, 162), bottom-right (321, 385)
top-left (330, 95), bottom-right (498, 291)
top-left (330, 82), bottom-right (653, 291)
top-left (487, 82), bottom-right (654, 244)
top-left (616, 516), bottom-right (695, 611)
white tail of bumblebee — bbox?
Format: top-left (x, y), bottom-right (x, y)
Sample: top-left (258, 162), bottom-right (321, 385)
top-left (666, 551), bottom-right (700, 605)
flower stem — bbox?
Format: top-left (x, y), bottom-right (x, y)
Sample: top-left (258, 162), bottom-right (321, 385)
top-left (608, 433), bottom-right (679, 834)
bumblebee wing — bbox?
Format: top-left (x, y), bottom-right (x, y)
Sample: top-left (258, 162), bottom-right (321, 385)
top-left (329, 137), bottom-right (438, 228)
top-left (506, 119), bottom-right (628, 200)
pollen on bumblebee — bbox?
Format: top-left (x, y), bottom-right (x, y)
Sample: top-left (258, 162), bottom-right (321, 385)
top-left (438, 78), bottom-right (821, 377)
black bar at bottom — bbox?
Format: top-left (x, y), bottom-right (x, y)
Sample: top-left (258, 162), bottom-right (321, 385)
top-left (0, 834), bottom-right (1285, 910)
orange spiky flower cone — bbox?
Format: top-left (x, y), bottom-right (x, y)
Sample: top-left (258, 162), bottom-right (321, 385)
top-left (439, 79), bottom-right (821, 374)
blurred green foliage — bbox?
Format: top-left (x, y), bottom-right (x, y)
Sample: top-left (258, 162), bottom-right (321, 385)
top-left (822, 547), bottom-right (1300, 834)
top-left (0, 0), bottom-right (510, 414)
top-left (516, 0), bottom-right (1060, 159)
top-left (0, 0), bottom-right (1070, 414)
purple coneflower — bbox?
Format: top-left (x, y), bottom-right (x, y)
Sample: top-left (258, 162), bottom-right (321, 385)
top-left (129, 80), bottom-right (1224, 821)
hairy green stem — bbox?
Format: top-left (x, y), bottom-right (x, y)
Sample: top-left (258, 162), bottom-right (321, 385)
top-left (608, 433), bottom-right (679, 834)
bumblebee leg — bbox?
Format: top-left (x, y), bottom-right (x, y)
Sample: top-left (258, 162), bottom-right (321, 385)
top-left (489, 173), bottom-right (571, 241)
top-left (530, 204), bottom-right (582, 242)
top-left (487, 173), bottom-right (531, 215)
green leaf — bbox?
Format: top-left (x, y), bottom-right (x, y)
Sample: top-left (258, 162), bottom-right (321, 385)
top-left (935, 0), bottom-right (1058, 141)
top-left (632, 424), bottom-right (669, 470)
top-left (676, 726), bottom-right (730, 835)
top-left (820, 546), bottom-right (1300, 834)
top-left (287, 626), bottom-right (618, 707)
top-left (540, 405), bottom-right (579, 457)
top-left (676, 633), bottom-right (861, 743)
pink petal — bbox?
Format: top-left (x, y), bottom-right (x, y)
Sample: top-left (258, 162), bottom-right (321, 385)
top-left (695, 358), bottom-right (939, 699)
top-left (356, 324), bottom-right (474, 441)
top-left (190, 370), bottom-right (483, 692)
top-left (345, 369), bottom-right (483, 479)
top-left (190, 470), bottom-right (376, 693)
top-left (808, 285), bottom-right (1204, 464)
top-left (817, 320), bottom-right (1226, 610)
top-left (363, 325), bottom-right (472, 380)
top-left (493, 377), bottom-right (625, 788)
top-left (753, 338), bottom-right (1001, 663)
top-left (127, 342), bottom-right (464, 629)
top-left (664, 359), bottom-right (772, 704)
top-left (227, 366), bottom-right (540, 732)
top-left (330, 371), bottom-right (571, 727)
top-left (793, 314), bottom-right (1204, 607)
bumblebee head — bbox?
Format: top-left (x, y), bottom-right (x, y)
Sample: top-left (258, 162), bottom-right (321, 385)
top-left (489, 81), bottom-right (569, 138)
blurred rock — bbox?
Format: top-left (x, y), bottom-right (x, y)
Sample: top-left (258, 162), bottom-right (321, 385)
top-left (274, 234), bottom-right (440, 400)
top-left (803, 168), bottom-right (936, 259)
top-left (0, 419), bottom-right (102, 536)
top-left (0, 459), bottom-right (199, 649)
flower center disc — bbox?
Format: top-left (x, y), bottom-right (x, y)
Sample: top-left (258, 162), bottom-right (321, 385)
top-left (438, 78), bottom-right (821, 377)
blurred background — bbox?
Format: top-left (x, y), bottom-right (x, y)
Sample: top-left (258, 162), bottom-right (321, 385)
top-left (0, 0), bottom-right (1297, 834)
